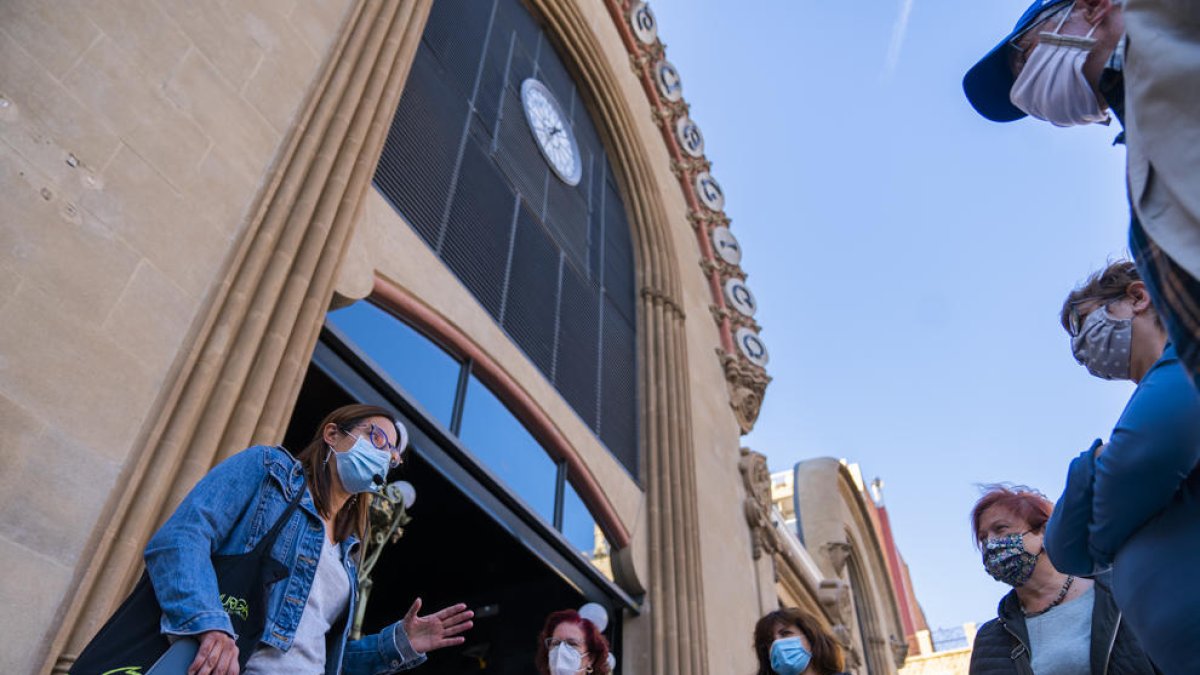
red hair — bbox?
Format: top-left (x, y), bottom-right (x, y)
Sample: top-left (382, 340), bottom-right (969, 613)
top-left (535, 609), bottom-right (611, 675)
top-left (970, 484), bottom-right (1053, 549)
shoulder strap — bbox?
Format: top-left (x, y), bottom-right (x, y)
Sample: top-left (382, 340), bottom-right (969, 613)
top-left (252, 480), bottom-right (306, 555)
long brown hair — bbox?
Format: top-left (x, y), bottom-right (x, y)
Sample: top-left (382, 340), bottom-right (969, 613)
top-left (752, 608), bottom-right (844, 675)
top-left (294, 403), bottom-right (397, 545)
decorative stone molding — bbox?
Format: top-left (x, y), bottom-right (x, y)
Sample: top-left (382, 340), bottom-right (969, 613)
top-left (670, 157), bottom-right (712, 177)
top-left (44, 2), bottom-right (435, 671)
top-left (889, 634), bottom-right (909, 666)
top-left (823, 541), bottom-right (854, 576)
top-left (609, 0), bottom-right (769, 435)
top-left (641, 285), bottom-right (685, 319)
top-left (818, 578), bottom-right (853, 626)
top-left (709, 304), bottom-right (731, 325)
top-left (738, 448), bottom-right (779, 559)
top-left (818, 577), bottom-right (858, 662)
top-left (718, 348), bottom-right (772, 434)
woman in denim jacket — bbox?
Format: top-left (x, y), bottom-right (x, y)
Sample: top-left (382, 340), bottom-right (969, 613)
top-left (144, 404), bottom-right (473, 675)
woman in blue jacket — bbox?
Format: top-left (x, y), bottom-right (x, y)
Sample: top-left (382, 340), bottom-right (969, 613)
top-left (1044, 261), bottom-right (1200, 673)
top-left (144, 403), bottom-right (473, 675)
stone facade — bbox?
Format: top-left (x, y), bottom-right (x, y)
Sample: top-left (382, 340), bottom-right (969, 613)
top-left (0, 2), bottom-right (907, 673)
top-left (768, 459), bottom-right (920, 674)
top-left (1, 2), bottom-right (356, 673)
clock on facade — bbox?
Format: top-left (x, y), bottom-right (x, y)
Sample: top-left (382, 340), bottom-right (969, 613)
top-left (520, 78), bottom-right (583, 186)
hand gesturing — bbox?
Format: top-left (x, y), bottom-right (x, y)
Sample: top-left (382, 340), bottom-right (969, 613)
top-left (402, 597), bottom-right (474, 654)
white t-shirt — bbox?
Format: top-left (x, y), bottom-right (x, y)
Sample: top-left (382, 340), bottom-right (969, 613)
top-left (244, 535), bottom-right (351, 674)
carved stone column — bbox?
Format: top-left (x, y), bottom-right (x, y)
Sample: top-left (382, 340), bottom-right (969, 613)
top-left (43, 1), bottom-right (433, 671)
top-left (642, 287), bottom-right (710, 675)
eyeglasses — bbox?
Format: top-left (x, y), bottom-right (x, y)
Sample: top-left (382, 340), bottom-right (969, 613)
top-left (1067, 297), bottom-right (1120, 337)
top-left (342, 422), bottom-right (405, 468)
top-left (544, 637), bottom-right (586, 652)
top-left (1008, 2), bottom-right (1074, 54)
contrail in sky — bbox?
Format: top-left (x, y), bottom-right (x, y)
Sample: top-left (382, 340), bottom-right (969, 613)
top-left (883, 0), bottom-right (915, 79)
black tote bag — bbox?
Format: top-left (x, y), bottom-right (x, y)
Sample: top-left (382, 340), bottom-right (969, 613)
top-left (70, 484), bottom-right (306, 675)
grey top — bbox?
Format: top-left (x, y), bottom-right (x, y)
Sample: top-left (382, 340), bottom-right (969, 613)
top-left (1027, 585), bottom-right (1095, 675)
top-left (244, 534), bottom-right (351, 674)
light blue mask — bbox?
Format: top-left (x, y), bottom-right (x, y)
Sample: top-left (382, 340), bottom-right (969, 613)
top-left (331, 435), bottom-right (391, 494)
top-left (770, 637), bottom-right (812, 675)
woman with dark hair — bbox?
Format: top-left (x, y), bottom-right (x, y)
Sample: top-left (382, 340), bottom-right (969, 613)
top-left (535, 609), bottom-right (610, 675)
top-left (968, 485), bottom-right (1155, 674)
top-left (752, 607), bottom-right (845, 675)
top-left (142, 403), bottom-right (473, 675)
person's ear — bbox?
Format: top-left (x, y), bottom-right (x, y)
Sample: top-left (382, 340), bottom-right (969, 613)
top-left (322, 422), bottom-right (342, 446)
top-left (1127, 281), bottom-right (1154, 315)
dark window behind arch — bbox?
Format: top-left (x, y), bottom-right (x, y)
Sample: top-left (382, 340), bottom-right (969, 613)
top-left (327, 301), bottom-right (614, 576)
top-left (373, 0), bottom-right (639, 476)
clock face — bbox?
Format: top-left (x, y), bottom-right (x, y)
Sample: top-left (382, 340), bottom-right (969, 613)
top-left (520, 79), bottom-right (583, 186)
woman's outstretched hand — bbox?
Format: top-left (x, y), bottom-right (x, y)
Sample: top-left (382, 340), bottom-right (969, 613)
top-left (188, 630), bottom-right (239, 675)
top-left (402, 597), bottom-right (474, 653)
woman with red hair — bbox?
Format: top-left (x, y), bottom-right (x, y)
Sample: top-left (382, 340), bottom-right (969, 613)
top-left (967, 485), bottom-right (1155, 674)
top-left (535, 608), bottom-right (611, 675)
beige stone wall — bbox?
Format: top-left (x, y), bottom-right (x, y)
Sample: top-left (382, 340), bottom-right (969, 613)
top-left (793, 459), bottom-right (909, 674)
top-left (0, 2), bottom-right (353, 671)
top-left (0, 0), bottom-right (769, 671)
top-left (898, 648), bottom-right (971, 675)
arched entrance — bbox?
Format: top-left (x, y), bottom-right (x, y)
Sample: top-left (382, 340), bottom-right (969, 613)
top-left (282, 303), bottom-right (635, 673)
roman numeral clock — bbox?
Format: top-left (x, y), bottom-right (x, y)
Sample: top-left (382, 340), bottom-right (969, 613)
top-left (520, 78), bottom-right (583, 186)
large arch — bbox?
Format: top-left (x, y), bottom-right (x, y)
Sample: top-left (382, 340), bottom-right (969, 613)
top-left (333, 1), bottom-right (716, 670)
top-left (38, 1), bottom-right (751, 672)
top-left (792, 458), bottom-right (910, 674)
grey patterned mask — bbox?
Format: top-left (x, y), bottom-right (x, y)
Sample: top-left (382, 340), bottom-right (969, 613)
top-left (1071, 306), bottom-right (1132, 380)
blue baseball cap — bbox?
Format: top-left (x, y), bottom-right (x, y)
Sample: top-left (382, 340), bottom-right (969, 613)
top-left (963, 0), bottom-right (1073, 122)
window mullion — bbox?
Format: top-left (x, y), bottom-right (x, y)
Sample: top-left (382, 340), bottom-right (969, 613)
top-left (449, 358), bottom-right (473, 436)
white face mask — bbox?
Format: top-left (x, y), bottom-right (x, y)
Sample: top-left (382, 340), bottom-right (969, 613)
top-left (1009, 3), bottom-right (1109, 127)
top-left (549, 644), bottom-right (584, 675)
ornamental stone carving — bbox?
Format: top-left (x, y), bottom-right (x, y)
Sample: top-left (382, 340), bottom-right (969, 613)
top-left (818, 578), bottom-right (853, 627)
top-left (720, 349), bottom-right (771, 434)
top-left (616, 0), bottom-right (770, 437)
top-left (822, 541), bottom-right (853, 576)
top-left (889, 634), bottom-right (909, 666)
top-left (738, 447), bottom-right (779, 559)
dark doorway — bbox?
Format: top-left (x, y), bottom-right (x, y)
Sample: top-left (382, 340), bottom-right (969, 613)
top-left (284, 358), bottom-right (620, 674)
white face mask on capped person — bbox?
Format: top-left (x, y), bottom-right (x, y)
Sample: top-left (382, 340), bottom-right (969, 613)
top-left (1009, 2), bottom-right (1110, 127)
top-left (549, 643), bottom-right (585, 675)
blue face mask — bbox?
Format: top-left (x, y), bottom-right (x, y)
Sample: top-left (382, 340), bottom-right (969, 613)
top-left (770, 637), bottom-right (812, 675)
top-left (331, 435), bottom-right (392, 494)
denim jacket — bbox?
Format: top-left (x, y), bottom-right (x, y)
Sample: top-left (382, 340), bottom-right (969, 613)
top-left (144, 445), bottom-right (426, 675)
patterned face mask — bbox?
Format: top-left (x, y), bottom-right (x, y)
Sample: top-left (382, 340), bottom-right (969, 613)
top-left (1071, 305), bottom-right (1133, 380)
top-left (983, 532), bottom-right (1039, 587)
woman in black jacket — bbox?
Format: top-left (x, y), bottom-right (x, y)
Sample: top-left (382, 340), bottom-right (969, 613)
top-left (968, 486), bottom-right (1157, 674)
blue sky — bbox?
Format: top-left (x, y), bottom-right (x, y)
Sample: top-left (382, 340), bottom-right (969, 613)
top-left (650, 0), bottom-right (1135, 631)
